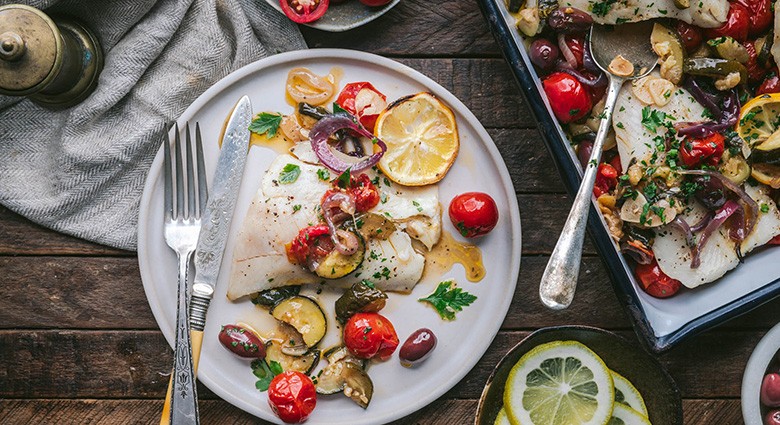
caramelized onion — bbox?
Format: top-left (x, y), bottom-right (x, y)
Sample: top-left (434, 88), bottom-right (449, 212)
top-left (321, 191), bottom-right (359, 255)
top-left (679, 169), bottom-right (758, 237)
top-left (310, 114), bottom-right (387, 173)
top-left (691, 200), bottom-right (740, 268)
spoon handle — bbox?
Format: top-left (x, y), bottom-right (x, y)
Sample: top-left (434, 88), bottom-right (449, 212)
top-left (539, 76), bottom-right (625, 310)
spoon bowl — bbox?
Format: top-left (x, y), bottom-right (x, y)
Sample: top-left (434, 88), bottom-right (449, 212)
top-left (539, 21), bottom-right (658, 310)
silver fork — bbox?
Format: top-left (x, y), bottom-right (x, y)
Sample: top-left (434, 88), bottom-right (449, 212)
top-left (163, 122), bottom-right (206, 425)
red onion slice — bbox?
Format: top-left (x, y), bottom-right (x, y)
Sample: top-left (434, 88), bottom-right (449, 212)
top-left (310, 114), bottom-right (387, 174)
top-left (691, 200), bottom-right (740, 268)
top-left (321, 190), bottom-right (359, 255)
top-left (558, 34), bottom-right (578, 69)
top-left (679, 169), bottom-right (758, 237)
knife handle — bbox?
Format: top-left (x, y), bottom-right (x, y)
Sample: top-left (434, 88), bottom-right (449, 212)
top-left (189, 293), bottom-right (211, 332)
top-left (160, 330), bottom-right (204, 425)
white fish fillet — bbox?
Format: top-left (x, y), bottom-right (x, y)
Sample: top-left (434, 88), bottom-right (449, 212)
top-left (612, 76), bottom-right (708, 171)
top-left (559, 0), bottom-right (729, 28)
top-left (653, 185), bottom-right (780, 288)
top-left (227, 155), bottom-right (439, 300)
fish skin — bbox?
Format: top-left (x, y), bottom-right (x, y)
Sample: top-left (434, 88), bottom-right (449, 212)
top-left (612, 75), bottom-right (707, 171)
top-left (227, 155), bottom-right (439, 300)
top-left (652, 185), bottom-right (780, 288)
top-left (558, 0), bottom-right (729, 28)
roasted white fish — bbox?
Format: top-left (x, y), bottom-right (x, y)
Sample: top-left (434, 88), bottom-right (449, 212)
top-left (559, 0), bottom-right (729, 28)
top-left (227, 155), bottom-right (441, 300)
top-left (653, 185), bottom-right (780, 288)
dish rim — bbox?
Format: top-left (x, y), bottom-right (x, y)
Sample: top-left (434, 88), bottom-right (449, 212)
top-left (476, 0), bottom-right (780, 353)
top-left (137, 48), bottom-right (523, 424)
top-left (742, 322), bottom-right (780, 423)
top-left (263, 0), bottom-right (401, 32)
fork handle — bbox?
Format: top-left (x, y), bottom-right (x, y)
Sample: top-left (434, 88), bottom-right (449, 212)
top-left (160, 329), bottom-right (203, 425)
top-left (169, 251), bottom-right (199, 425)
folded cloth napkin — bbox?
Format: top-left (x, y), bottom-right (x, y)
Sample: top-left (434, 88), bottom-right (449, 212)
top-left (0, 0), bottom-right (306, 250)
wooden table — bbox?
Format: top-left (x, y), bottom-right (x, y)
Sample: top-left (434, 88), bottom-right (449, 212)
top-left (0, 2), bottom-right (774, 423)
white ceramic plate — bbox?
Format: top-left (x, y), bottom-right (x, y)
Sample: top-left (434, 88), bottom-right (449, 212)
top-left (265, 0), bottom-right (400, 32)
top-left (742, 322), bottom-right (780, 424)
top-left (138, 49), bottom-right (522, 424)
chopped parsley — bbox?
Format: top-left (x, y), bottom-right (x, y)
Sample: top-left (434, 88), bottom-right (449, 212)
top-left (641, 106), bottom-right (668, 133)
top-left (279, 163), bottom-right (301, 184)
top-left (317, 168), bottom-right (330, 181)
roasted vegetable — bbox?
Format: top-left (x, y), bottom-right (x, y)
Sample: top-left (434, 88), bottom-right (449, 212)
top-left (275, 322), bottom-right (309, 357)
top-left (651, 22), bottom-right (686, 84)
top-left (322, 345), bottom-right (367, 369)
top-left (708, 36), bottom-right (749, 64)
top-left (271, 296), bottom-right (327, 347)
top-left (315, 347), bottom-right (374, 408)
top-left (755, 34), bottom-right (773, 68)
top-left (334, 280), bottom-right (388, 323)
top-left (673, 0), bottom-right (690, 9)
top-left (265, 340), bottom-right (320, 375)
top-left (684, 58), bottom-right (747, 90)
top-left (251, 285), bottom-right (301, 307)
top-left (314, 231), bottom-right (365, 279)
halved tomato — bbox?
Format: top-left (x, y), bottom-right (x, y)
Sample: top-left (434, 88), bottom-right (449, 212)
top-left (280, 0), bottom-right (329, 24)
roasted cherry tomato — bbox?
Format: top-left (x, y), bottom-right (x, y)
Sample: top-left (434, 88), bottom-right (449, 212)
top-left (335, 82), bottom-right (387, 131)
top-left (267, 371), bottom-right (317, 423)
top-left (593, 163), bottom-right (618, 198)
top-left (449, 192), bottom-right (499, 238)
top-left (675, 21), bottom-right (703, 53)
top-left (344, 312), bottom-right (399, 360)
top-left (287, 224), bottom-right (333, 266)
top-left (542, 72), bottom-right (592, 123)
top-left (734, 0), bottom-right (773, 36)
top-left (745, 41), bottom-right (772, 83)
top-left (758, 72), bottom-right (780, 95)
top-left (635, 260), bottom-right (682, 298)
top-left (769, 235), bottom-right (780, 245)
top-left (279, 0), bottom-right (329, 24)
top-left (348, 173), bottom-right (380, 213)
top-left (705, 2), bottom-right (749, 42)
top-left (680, 133), bottom-right (725, 168)
top-left (359, 0), bottom-right (392, 6)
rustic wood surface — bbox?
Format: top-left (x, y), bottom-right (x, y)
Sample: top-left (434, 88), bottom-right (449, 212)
top-left (0, 1), bottom-right (771, 424)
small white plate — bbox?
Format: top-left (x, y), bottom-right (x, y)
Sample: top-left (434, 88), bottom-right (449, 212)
top-left (742, 322), bottom-right (780, 424)
top-left (265, 0), bottom-right (401, 32)
top-left (138, 49), bottom-right (522, 424)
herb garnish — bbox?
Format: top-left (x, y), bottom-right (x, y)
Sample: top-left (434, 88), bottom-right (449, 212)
top-left (251, 359), bottom-right (283, 391)
top-left (419, 280), bottom-right (477, 321)
top-left (279, 163), bottom-right (301, 184)
top-left (248, 112), bottom-right (283, 138)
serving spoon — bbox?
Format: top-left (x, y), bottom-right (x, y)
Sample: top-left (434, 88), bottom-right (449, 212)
top-left (539, 21), bottom-right (659, 310)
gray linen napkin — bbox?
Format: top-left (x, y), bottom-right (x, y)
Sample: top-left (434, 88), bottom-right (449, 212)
top-left (0, 0), bottom-right (307, 250)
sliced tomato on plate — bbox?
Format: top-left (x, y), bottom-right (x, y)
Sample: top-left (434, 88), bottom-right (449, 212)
top-left (336, 82), bottom-right (387, 131)
top-left (280, 0), bottom-right (329, 24)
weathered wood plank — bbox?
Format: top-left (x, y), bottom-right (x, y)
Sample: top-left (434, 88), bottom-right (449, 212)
top-left (301, 0), bottom-right (500, 57)
top-left (0, 206), bottom-right (130, 256)
top-left (0, 329), bottom-right (760, 399)
top-left (0, 398), bottom-right (744, 424)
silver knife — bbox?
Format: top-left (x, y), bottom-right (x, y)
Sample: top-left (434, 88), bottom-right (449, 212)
top-left (190, 95), bottom-right (252, 331)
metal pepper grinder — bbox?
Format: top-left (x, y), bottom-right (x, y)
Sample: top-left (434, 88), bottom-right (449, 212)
top-left (0, 4), bottom-right (103, 108)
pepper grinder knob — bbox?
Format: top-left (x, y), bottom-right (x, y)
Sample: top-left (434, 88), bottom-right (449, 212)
top-left (0, 4), bottom-right (103, 108)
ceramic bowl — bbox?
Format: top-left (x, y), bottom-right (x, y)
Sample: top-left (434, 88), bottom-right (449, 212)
top-left (476, 326), bottom-right (682, 425)
top-left (742, 322), bottom-right (780, 424)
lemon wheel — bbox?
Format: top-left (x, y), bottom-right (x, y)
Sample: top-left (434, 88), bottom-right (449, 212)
top-left (494, 407), bottom-right (512, 425)
top-left (608, 404), bottom-right (651, 425)
top-left (504, 341), bottom-right (615, 425)
top-left (610, 371), bottom-right (648, 418)
top-left (737, 94), bottom-right (780, 187)
top-left (374, 92), bottom-right (459, 186)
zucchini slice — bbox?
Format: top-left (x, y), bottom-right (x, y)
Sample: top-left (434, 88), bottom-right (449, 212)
top-left (315, 348), bottom-right (374, 408)
top-left (651, 22), bottom-right (686, 84)
top-left (251, 285), bottom-right (300, 307)
top-left (271, 296), bottom-right (327, 347)
top-left (335, 280), bottom-right (388, 324)
top-left (265, 340), bottom-right (320, 375)
top-left (314, 232), bottom-right (365, 279)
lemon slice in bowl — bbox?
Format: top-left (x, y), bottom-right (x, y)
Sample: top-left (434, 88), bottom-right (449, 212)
top-left (374, 92), bottom-right (459, 186)
top-left (737, 93), bottom-right (780, 150)
top-left (504, 341), bottom-right (615, 425)
top-left (494, 407), bottom-right (511, 425)
top-left (611, 371), bottom-right (648, 418)
top-left (608, 403), bottom-right (651, 425)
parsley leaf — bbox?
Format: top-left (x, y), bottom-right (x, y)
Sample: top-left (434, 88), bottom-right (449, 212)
top-left (251, 359), bottom-right (283, 392)
top-left (641, 106), bottom-right (668, 133)
top-left (317, 168), bottom-right (330, 181)
top-left (248, 112), bottom-right (283, 138)
top-left (418, 280), bottom-right (477, 320)
top-left (279, 163), bottom-right (301, 184)
top-left (336, 168), bottom-right (352, 189)
top-left (333, 102), bottom-right (349, 115)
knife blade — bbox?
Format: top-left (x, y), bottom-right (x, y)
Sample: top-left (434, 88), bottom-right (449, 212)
top-left (190, 95), bottom-right (252, 328)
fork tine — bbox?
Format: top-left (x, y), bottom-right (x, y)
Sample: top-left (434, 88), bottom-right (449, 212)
top-left (174, 123), bottom-right (184, 219)
top-left (195, 122), bottom-right (208, 217)
top-left (186, 123), bottom-right (196, 220)
top-left (163, 124), bottom-right (173, 220)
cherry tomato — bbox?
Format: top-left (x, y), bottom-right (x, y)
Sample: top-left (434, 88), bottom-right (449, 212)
top-left (758, 72), bottom-right (780, 95)
top-left (675, 21), bottom-right (703, 53)
top-left (344, 312), bottom-right (399, 360)
top-left (286, 224), bottom-right (333, 266)
top-left (768, 235), bottom-right (780, 245)
top-left (335, 82), bottom-right (387, 131)
top-left (679, 133), bottom-right (725, 168)
top-left (734, 0), bottom-right (773, 36)
top-left (359, 0), bottom-right (392, 6)
top-left (267, 371), bottom-right (317, 423)
top-left (542, 72), bottom-right (592, 123)
top-left (593, 163), bottom-right (618, 198)
top-left (745, 41), bottom-right (771, 83)
top-left (348, 173), bottom-right (380, 213)
top-left (449, 192), bottom-right (499, 238)
top-left (280, 0), bottom-right (329, 24)
top-left (634, 260), bottom-right (682, 298)
top-left (705, 2), bottom-right (749, 42)
top-left (763, 373), bottom-right (780, 407)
